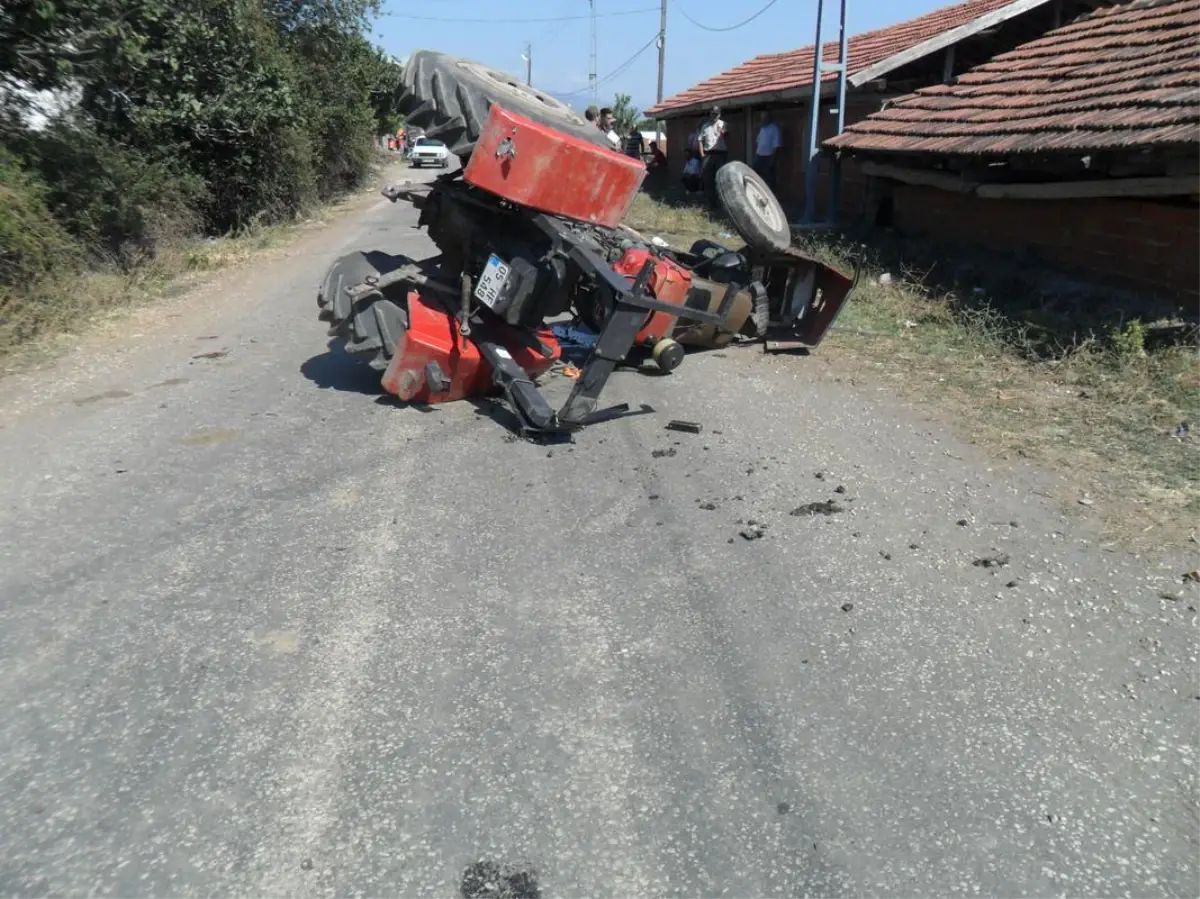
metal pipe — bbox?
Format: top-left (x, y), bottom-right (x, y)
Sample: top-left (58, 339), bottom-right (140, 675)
top-left (801, 0), bottom-right (825, 223)
top-left (828, 0), bottom-right (849, 223)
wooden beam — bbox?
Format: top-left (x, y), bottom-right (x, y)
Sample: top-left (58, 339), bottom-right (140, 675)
top-left (942, 45), bottom-right (956, 83)
top-left (861, 160), bottom-right (979, 193)
top-left (976, 175), bottom-right (1200, 200)
top-left (848, 0), bottom-right (1053, 88)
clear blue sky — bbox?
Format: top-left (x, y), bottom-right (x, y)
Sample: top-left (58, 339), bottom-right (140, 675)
top-left (372, 0), bottom-right (955, 113)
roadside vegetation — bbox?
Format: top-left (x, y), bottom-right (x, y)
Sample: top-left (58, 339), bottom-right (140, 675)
top-left (626, 191), bottom-right (1200, 549)
top-left (1, 0), bottom-right (402, 361)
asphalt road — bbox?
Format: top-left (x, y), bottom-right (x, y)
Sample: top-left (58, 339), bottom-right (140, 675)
top-left (1, 159), bottom-right (1197, 898)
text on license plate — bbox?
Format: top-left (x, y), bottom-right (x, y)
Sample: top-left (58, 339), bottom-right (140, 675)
top-left (474, 255), bottom-right (510, 310)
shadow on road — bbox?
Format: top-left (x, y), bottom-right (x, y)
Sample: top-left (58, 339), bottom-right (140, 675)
top-left (301, 342), bottom-right (385, 396)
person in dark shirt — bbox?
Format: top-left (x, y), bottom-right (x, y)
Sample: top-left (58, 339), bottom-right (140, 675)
top-left (624, 126), bottom-right (645, 160)
top-left (648, 141), bottom-right (667, 169)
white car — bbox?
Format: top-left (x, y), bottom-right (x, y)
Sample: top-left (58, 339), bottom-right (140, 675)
top-left (409, 137), bottom-right (450, 168)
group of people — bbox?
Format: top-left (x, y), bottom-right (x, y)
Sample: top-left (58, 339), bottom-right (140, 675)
top-left (583, 105), bottom-right (669, 173)
top-left (682, 105), bottom-right (783, 207)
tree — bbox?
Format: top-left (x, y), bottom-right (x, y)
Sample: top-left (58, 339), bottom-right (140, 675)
top-left (610, 92), bottom-right (639, 134)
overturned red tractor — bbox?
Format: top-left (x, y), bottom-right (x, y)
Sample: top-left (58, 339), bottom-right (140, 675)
top-left (318, 51), bottom-right (858, 436)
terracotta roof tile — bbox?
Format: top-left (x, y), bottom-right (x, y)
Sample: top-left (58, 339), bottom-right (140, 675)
top-left (826, 0), bottom-right (1200, 155)
top-left (645, 0), bottom-right (1022, 116)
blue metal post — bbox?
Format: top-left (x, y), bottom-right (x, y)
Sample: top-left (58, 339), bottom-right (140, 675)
top-left (800, 0), bottom-right (826, 224)
top-left (800, 0), bottom-right (850, 225)
top-left (827, 0), bottom-right (849, 223)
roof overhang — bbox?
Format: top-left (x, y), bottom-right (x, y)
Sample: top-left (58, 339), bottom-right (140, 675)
top-left (650, 79), bottom-right (884, 120)
top-left (848, 0), bottom-right (1053, 87)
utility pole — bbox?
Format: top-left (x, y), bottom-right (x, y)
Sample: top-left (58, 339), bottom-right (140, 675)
top-left (588, 0), bottom-right (598, 103)
top-left (523, 43), bottom-right (532, 86)
top-left (655, 0), bottom-right (667, 107)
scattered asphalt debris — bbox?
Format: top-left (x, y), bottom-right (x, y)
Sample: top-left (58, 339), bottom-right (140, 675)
top-left (957, 519), bottom-right (969, 527)
top-left (880, 552), bottom-right (892, 560)
top-left (834, 484), bottom-right (847, 494)
top-left (852, 531), bottom-right (861, 538)
top-left (197, 335), bottom-right (219, 340)
top-left (815, 471), bottom-right (826, 480)
top-left (1183, 569), bottom-right (1200, 584)
top-left (192, 350), bottom-right (228, 360)
top-left (841, 602), bottom-right (854, 612)
top-left (740, 527), bottom-right (766, 541)
top-left (791, 500), bottom-right (844, 517)
top-left (648, 494), bottom-right (660, 501)
top-left (1159, 591), bottom-right (1181, 602)
top-left (699, 502), bottom-right (717, 511)
top-left (300, 859), bottom-right (314, 871)
top-left (1078, 496), bottom-right (1094, 506)
top-left (546, 450), bottom-right (554, 458)
top-left (666, 419), bottom-right (702, 434)
top-left (974, 553), bottom-right (1012, 569)
top-left (734, 494), bottom-right (744, 501)
top-left (1010, 520), bottom-right (1020, 528)
top-left (777, 802), bottom-right (792, 815)
top-left (115, 468), bottom-right (128, 474)
top-left (460, 861), bottom-right (541, 899)
top-left (1006, 580), bottom-right (1020, 588)
top-left (652, 448), bottom-right (677, 458)
top-left (909, 542), bottom-right (921, 550)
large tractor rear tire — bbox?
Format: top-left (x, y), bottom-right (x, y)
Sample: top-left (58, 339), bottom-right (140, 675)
top-left (318, 251), bottom-right (411, 372)
top-left (397, 50), bottom-right (610, 160)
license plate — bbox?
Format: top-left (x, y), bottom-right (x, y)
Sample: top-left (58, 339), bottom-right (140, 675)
top-left (474, 254), bottom-right (510, 310)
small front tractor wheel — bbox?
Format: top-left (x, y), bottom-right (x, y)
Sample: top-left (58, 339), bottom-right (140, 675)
top-left (652, 338), bottom-right (685, 373)
top-left (715, 161), bottom-right (792, 253)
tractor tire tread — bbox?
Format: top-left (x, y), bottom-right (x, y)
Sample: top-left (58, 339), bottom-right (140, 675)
top-left (397, 49), bottom-right (609, 159)
top-left (317, 251), bottom-right (412, 371)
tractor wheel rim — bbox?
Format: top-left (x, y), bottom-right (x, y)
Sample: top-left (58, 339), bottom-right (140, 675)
top-left (744, 176), bottom-right (783, 232)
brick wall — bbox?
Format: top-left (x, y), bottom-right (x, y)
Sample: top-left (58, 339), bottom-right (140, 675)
top-left (886, 185), bottom-right (1200, 301)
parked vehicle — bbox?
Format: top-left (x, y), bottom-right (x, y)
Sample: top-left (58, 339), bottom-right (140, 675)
top-left (409, 136), bottom-right (449, 168)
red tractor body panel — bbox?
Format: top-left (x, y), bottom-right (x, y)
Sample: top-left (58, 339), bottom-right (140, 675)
top-left (463, 106), bottom-right (645, 228)
top-left (381, 290), bottom-right (560, 404)
top-left (610, 248), bottom-right (694, 345)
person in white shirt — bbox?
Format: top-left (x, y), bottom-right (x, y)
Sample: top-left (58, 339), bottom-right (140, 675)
top-left (696, 105), bottom-right (727, 207)
top-left (598, 108), bottom-right (621, 149)
top-left (753, 111), bottom-right (783, 190)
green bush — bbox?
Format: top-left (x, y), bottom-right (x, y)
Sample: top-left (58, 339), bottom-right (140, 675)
top-left (17, 126), bottom-right (206, 264)
top-left (0, 148), bottom-right (79, 288)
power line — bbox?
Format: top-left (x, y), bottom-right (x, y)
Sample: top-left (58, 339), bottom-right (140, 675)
top-left (378, 6), bottom-right (659, 24)
top-left (553, 32), bottom-right (660, 97)
top-left (674, 0), bottom-right (782, 32)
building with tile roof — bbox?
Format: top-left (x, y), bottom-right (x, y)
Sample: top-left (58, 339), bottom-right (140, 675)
top-left (646, 0), bottom-right (1105, 217)
top-left (825, 0), bottom-right (1199, 301)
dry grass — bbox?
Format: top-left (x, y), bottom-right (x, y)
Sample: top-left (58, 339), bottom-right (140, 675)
top-left (626, 190), bottom-right (1200, 550)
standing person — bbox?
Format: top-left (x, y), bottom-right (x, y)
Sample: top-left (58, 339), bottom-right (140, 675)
top-left (584, 105), bottom-right (599, 125)
top-left (753, 111), bottom-right (782, 190)
top-left (696, 105), bottom-right (727, 208)
top-left (624, 125), bottom-right (645, 160)
top-left (598, 108), bottom-right (620, 149)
